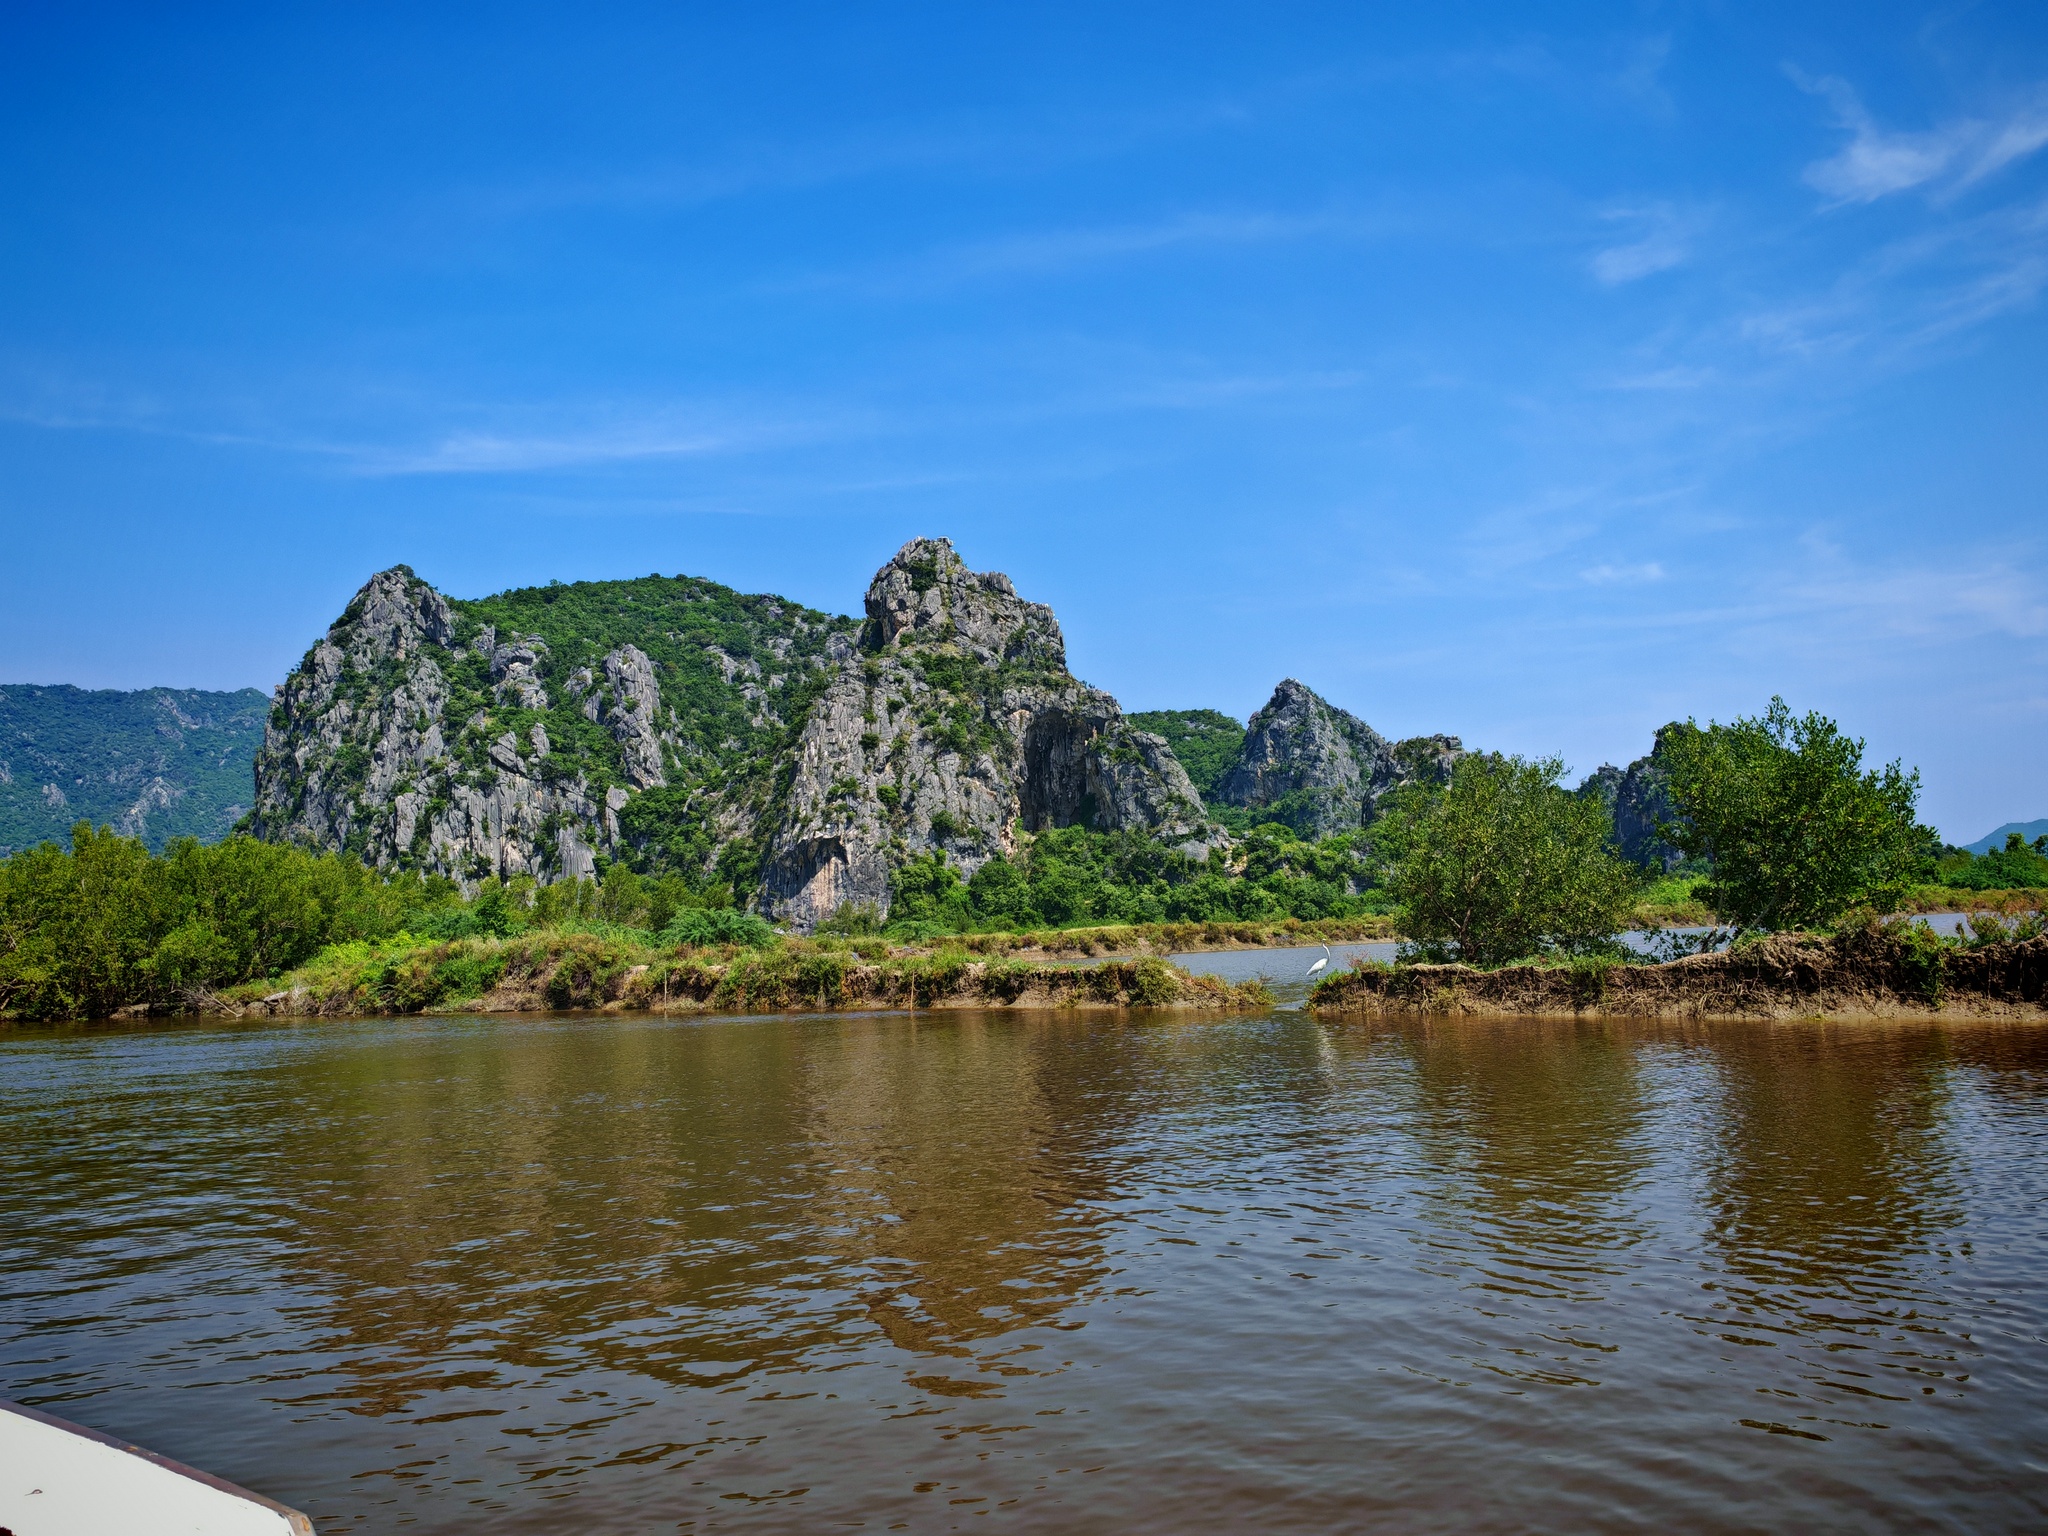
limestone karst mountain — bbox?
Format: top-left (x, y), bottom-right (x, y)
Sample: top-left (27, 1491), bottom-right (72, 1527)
top-left (249, 564), bottom-right (859, 892)
top-left (1575, 726), bottom-right (1685, 870)
top-left (250, 540), bottom-right (1216, 926)
top-left (1210, 678), bottom-right (1463, 837)
top-left (760, 538), bottom-right (1215, 928)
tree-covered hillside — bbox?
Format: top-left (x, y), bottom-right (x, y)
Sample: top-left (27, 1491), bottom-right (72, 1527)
top-left (453, 573), bottom-right (854, 808)
top-left (0, 685), bottom-right (267, 856)
top-left (1127, 709), bottom-right (1246, 802)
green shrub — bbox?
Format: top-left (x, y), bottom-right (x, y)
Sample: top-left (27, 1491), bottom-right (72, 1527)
top-left (1659, 699), bottom-right (1927, 929)
top-left (659, 907), bottom-right (777, 948)
top-left (1129, 956), bottom-right (1180, 1005)
top-left (0, 824), bottom-right (451, 1019)
top-left (1892, 921), bottom-right (1949, 1005)
top-left (1382, 754), bottom-right (1637, 966)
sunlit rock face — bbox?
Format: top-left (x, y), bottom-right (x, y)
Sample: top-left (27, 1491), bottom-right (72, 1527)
top-left (1215, 678), bottom-right (1463, 837)
top-left (250, 544), bottom-right (1216, 920)
top-left (250, 564), bottom-right (856, 890)
top-left (760, 538), bottom-right (1219, 931)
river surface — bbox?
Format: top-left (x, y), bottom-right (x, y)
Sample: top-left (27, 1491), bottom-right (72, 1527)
top-left (4, 1001), bottom-right (2046, 1533)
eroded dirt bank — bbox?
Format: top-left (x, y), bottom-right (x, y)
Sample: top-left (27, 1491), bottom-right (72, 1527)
top-left (1309, 931), bottom-right (2048, 1020)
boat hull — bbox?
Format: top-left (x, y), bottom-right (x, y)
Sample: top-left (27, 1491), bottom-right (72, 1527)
top-left (0, 1399), bottom-right (313, 1535)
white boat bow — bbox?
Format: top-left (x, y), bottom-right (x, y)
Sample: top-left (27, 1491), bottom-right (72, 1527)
top-left (1, 1399), bottom-right (313, 1535)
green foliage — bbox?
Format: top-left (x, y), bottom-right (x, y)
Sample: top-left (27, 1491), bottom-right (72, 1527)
top-left (0, 824), bottom-right (448, 1019)
top-left (657, 907), bottom-right (778, 949)
top-left (1659, 698), bottom-right (1926, 930)
top-left (815, 902), bottom-right (883, 936)
top-left (616, 787), bottom-right (720, 881)
top-left (1211, 787), bottom-right (1350, 839)
top-left (1381, 753), bottom-right (1638, 967)
top-left (1125, 709), bottom-right (1246, 802)
top-left (887, 850), bottom-right (965, 928)
top-left (1128, 956), bottom-right (1181, 1006)
top-left (884, 822), bottom-right (1389, 936)
top-left (413, 879), bottom-right (526, 940)
top-left (1892, 920), bottom-right (1949, 1004)
top-left (0, 685), bottom-right (268, 856)
top-left (1960, 910), bottom-right (2045, 946)
top-left (0, 820), bottom-right (781, 1019)
top-left (1940, 833), bottom-right (2048, 891)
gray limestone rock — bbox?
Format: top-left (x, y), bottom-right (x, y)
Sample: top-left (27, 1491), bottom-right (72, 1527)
top-left (761, 538), bottom-right (1218, 930)
top-left (599, 645), bottom-right (667, 790)
top-left (252, 548), bottom-right (1216, 915)
top-left (486, 633), bottom-right (550, 710)
top-left (250, 565), bottom-right (647, 887)
top-left (1577, 726), bottom-right (1684, 870)
top-left (1216, 679), bottom-right (1464, 837)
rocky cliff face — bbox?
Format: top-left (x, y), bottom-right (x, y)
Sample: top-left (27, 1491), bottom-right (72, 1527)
top-left (759, 539), bottom-right (1217, 929)
top-left (250, 565), bottom-right (857, 886)
top-left (1215, 679), bottom-right (1462, 837)
top-left (1577, 727), bottom-right (1684, 870)
top-left (252, 544), bottom-right (1216, 927)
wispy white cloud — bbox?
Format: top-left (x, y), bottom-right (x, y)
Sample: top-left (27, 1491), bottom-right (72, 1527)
top-left (773, 208), bottom-right (1376, 297)
top-left (358, 424), bottom-right (729, 476)
top-left (1613, 34), bottom-right (1674, 117)
top-left (1796, 71), bottom-right (2048, 204)
top-left (1778, 535), bottom-right (2048, 642)
top-left (341, 396), bottom-right (893, 477)
top-left (1591, 202), bottom-right (1703, 284)
top-left (1580, 561), bottom-right (1664, 585)
top-left (1605, 365), bottom-right (1717, 391)
top-left (1738, 192), bottom-right (2048, 362)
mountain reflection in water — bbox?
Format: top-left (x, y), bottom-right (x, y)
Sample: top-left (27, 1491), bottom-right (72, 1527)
top-left (3, 1009), bottom-right (2044, 1533)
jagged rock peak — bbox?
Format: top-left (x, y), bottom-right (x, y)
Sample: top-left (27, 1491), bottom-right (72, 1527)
top-left (1216, 679), bottom-right (1463, 837)
top-left (760, 538), bottom-right (1217, 929)
top-left (333, 565), bottom-right (455, 662)
top-left (1219, 679), bottom-right (1392, 830)
top-left (863, 537), bottom-right (1066, 670)
top-left (252, 562), bottom-right (858, 891)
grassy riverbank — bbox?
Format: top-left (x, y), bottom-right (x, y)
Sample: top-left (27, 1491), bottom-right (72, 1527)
top-left (201, 928), bottom-right (1273, 1019)
top-left (1309, 922), bottom-right (2048, 1021)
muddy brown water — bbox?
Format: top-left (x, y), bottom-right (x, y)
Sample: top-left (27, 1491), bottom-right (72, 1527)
top-left (4, 1005), bottom-right (2045, 1533)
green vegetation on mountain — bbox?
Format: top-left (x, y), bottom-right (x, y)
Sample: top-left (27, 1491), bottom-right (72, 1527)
top-left (1126, 709), bottom-right (1246, 802)
top-left (0, 685), bottom-right (266, 856)
top-left (450, 574), bottom-right (852, 824)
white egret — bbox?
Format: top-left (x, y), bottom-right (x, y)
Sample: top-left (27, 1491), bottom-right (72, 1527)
top-left (1306, 943), bottom-right (1331, 978)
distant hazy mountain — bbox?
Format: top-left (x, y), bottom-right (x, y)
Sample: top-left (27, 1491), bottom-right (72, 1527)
top-left (0, 685), bottom-right (268, 856)
top-left (1964, 820), bottom-right (2048, 855)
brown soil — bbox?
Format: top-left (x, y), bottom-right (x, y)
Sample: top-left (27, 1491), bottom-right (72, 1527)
top-left (1310, 931), bottom-right (2048, 1021)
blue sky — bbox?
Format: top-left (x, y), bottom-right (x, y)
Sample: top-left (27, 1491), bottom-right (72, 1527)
top-left (2, 3), bottom-right (2043, 840)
